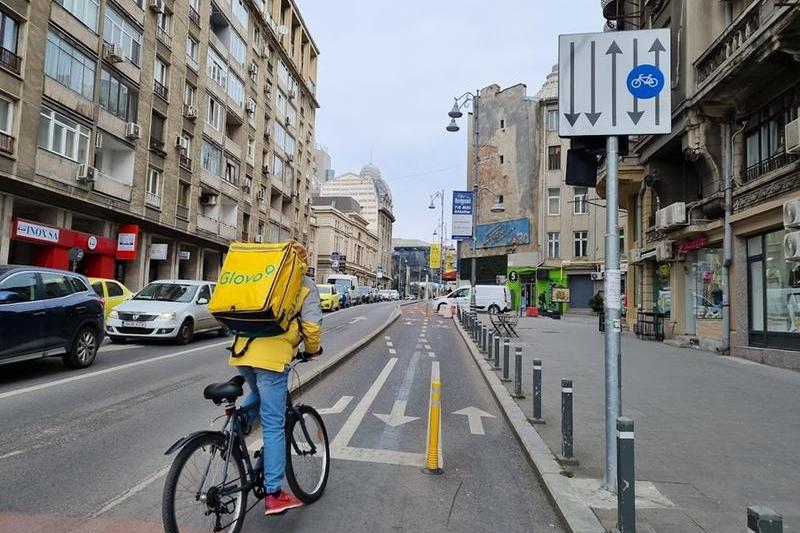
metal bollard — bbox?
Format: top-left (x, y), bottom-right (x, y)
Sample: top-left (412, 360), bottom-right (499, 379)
top-left (748, 506), bottom-right (783, 533)
top-left (482, 325), bottom-right (488, 354)
top-left (559, 379), bottom-right (578, 466)
top-left (512, 346), bottom-right (525, 398)
top-left (493, 336), bottom-right (501, 367)
top-left (486, 331), bottom-right (494, 361)
top-left (616, 417), bottom-right (635, 533)
top-left (501, 343), bottom-right (512, 382)
top-left (529, 360), bottom-right (545, 424)
top-left (494, 338), bottom-right (506, 370)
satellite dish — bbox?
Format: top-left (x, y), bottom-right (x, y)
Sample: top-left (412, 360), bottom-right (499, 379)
top-left (278, 25), bottom-right (288, 36)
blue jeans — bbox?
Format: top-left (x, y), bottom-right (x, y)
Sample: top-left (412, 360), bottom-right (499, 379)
top-left (238, 366), bottom-right (289, 493)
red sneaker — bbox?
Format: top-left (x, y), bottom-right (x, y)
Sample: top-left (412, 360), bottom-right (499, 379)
top-left (264, 491), bottom-right (303, 515)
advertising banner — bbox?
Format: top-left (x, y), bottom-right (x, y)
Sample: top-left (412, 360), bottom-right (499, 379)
top-left (429, 244), bottom-right (441, 269)
top-left (451, 191), bottom-right (473, 240)
top-left (476, 218), bottom-right (531, 248)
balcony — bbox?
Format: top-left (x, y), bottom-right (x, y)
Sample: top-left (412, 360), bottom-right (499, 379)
top-left (200, 169), bottom-right (222, 190)
top-left (695, 1), bottom-right (762, 86)
top-left (179, 153), bottom-right (193, 171)
top-left (157, 28), bottom-right (172, 47)
top-left (745, 152), bottom-right (800, 182)
top-left (154, 80), bottom-right (168, 101)
top-left (0, 47), bottom-right (21, 74)
top-left (145, 192), bottom-right (161, 208)
top-left (149, 137), bottom-right (166, 155)
top-left (0, 132), bottom-right (14, 155)
top-left (220, 222), bottom-right (237, 240)
top-left (176, 204), bottom-right (189, 220)
top-left (92, 169), bottom-right (132, 202)
top-left (197, 215), bottom-right (219, 234)
top-left (188, 5), bottom-right (200, 27)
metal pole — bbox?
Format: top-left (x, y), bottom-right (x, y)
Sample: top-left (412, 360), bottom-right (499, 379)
top-left (616, 417), bottom-right (636, 533)
top-left (495, 338), bottom-right (506, 371)
top-left (487, 330), bottom-right (494, 361)
top-left (501, 343), bottom-right (511, 382)
top-left (604, 135), bottom-right (621, 491)
top-left (481, 324), bottom-right (488, 354)
top-left (493, 335), bottom-right (500, 366)
top-left (512, 346), bottom-right (525, 398)
top-left (560, 379), bottom-right (577, 465)
top-left (469, 91), bottom-right (480, 321)
top-left (530, 360), bottom-right (544, 424)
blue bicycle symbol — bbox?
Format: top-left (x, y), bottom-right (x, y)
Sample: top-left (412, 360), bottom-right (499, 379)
top-left (630, 73), bottom-right (659, 89)
top-left (627, 65), bottom-right (664, 100)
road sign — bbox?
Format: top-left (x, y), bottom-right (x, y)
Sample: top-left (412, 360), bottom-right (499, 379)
top-left (558, 29), bottom-right (671, 137)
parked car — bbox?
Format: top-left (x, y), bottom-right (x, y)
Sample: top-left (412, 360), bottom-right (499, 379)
top-left (89, 277), bottom-right (133, 320)
top-left (331, 279), bottom-right (352, 307)
top-left (0, 266), bottom-right (104, 369)
top-left (378, 289), bottom-right (392, 301)
top-left (433, 284), bottom-right (512, 314)
top-left (357, 286), bottom-right (372, 304)
top-left (317, 284), bottom-right (341, 312)
top-left (390, 290), bottom-right (400, 301)
top-left (106, 280), bottom-right (226, 344)
top-left (327, 274), bottom-right (359, 305)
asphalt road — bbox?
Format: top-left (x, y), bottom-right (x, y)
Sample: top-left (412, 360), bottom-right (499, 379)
top-left (0, 302), bottom-right (564, 532)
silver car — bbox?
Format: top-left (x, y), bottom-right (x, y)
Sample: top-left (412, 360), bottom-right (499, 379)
top-left (105, 280), bottom-right (227, 344)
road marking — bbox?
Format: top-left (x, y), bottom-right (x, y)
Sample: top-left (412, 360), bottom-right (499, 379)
top-left (317, 395), bottom-right (354, 415)
top-left (331, 446), bottom-right (424, 467)
top-left (0, 450), bottom-right (23, 460)
top-left (348, 316), bottom-right (367, 324)
top-left (388, 348), bottom-right (397, 355)
top-left (384, 336), bottom-right (391, 341)
top-left (424, 344), bottom-right (432, 350)
top-left (428, 351), bottom-right (436, 358)
top-left (432, 360), bottom-right (440, 382)
top-left (373, 399), bottom-right (419, 427)
top-left (0, 340), bottom-right (230, 401)
top-left (99, 344), bottom-right (140, 353)
top-left (89, 464), bottom-right (171, 518)
top-left (386, 341), bottom-right (393, 347)
top-left (452, 407), bottom-right (495, 435)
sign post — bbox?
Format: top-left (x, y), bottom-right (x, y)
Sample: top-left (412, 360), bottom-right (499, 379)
top-left (558, 28), bottom-right (670, 492)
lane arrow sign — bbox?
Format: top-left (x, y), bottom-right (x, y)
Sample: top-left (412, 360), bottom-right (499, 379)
top-left (585, 40), bottom-right (602, 126)
top-left (452, 406), bottom-right (495, 435)
top-left (627, 38), bottom-right (644, 125)
top-left (606, 40), bottom-right (623, 127)
top-left (373, 400), bottom-right (420, 427)
top-left (564, 41), bottom-right (581, 127)
top-left (348, 316), bottom-right (367, 325)
top-left (649, 38), bottom-right (666, 126)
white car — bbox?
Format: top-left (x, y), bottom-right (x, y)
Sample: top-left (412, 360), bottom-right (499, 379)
top-left (105, 280), bottom-right (227, 344)
top-left (433, 284), bottom-right (512, 314)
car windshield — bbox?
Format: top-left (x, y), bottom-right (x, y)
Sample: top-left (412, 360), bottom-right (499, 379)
top-left (334, 281), bottom-right (349, 290)
top-left (317, 286), bottom-right (332, 294)
top-left (133, 283), bottom-right (198, 302)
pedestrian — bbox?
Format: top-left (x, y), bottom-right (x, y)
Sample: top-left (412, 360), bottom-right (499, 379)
top-left (230, 241), bottom-right (323, 515)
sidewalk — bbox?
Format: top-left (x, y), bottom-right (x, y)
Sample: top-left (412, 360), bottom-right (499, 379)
top-left (477, 313), bottom-right (799, 532)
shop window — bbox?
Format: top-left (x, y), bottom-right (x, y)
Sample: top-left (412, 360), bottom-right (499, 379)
top-left (653, 263), bottom-right (671, 317)
top-left (689, 248), bottom-right (723, 319)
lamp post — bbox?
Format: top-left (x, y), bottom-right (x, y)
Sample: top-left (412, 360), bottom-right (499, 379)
top-left (429, 190), bottom-right (446, 297)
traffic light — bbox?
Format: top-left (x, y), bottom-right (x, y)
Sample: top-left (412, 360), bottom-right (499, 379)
top-left (565, 136), bottom-right (629, 188)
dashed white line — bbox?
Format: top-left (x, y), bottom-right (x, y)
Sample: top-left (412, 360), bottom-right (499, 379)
top-left (386, 341), bottom-right (394, 347)
top-left (424, 344), bottom-right (432, 350)
top-left (0, 450), bottom-right (24, 461)
top-left (428, 351), bottom-right (436, 358)
top-left (388, 348), bottom-right (397, 355)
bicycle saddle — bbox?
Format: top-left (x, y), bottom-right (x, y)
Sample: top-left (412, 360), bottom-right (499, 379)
top-left (203, 375), bottom-right (246, 404)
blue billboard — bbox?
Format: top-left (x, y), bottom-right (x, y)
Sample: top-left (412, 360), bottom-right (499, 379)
top-left (451, 191), bottom-right (474, 240)
top-left (476, 218), bottom-right (530, 248)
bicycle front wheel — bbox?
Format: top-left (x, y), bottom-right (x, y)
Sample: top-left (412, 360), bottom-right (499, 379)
top-left (285, 405), bottom-right (330, 503)
top-left (162, 433), bottom-right (248, 533)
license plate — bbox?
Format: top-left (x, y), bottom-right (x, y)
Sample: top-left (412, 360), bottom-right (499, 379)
top-left (122, 321), bottom-right (147, 328)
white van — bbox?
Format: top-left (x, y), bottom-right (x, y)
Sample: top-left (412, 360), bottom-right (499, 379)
top-left (433, 284), bottom-right (512, 314)
top-left (326, 274), bottom-right (360, 305)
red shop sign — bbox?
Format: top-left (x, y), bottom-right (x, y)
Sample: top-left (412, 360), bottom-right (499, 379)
top-left (116, 224), bottom-right (139, 261)
top-left (677, 235), bottom-right (708, 257)
top-left (12, 218), bottom-right (115, 255)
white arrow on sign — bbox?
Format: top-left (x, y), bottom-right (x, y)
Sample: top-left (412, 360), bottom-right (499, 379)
top-left (348, 316), bottom-right (367, 325)
top-left (452, 407), bottom-right (495, 435)
top-left (373, 400), bottom-right (419, 427)
top-left (317, 395), bottom-right (353, 415)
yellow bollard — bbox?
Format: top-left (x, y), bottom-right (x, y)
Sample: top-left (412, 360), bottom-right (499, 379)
top-left (423, 380), bottom-right (443, 474)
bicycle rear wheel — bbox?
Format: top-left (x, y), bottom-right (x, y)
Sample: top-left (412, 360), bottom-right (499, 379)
top-left (285, 405), bottom-right (330, 503)
top-left (162, 433), bottom-right (248, 533)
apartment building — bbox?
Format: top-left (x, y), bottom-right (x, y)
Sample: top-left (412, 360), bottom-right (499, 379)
top-left (0, 0), bottom-right (318, 291)
top-left (600, 0), bottom-right (800, 368)
top-left (311, 195), bottom-right (378, 287)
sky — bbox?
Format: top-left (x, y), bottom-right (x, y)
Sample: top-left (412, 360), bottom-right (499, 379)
top-left (295, 0), bottom-right (603, 243)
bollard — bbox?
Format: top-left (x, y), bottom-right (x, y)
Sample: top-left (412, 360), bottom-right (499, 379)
top-left (616, 417), bottom-right (635, 533)
top-left (470, 316), bottom-right (477, 340)
top-left (486, 331), bottom-right (494, 361)
top-left (559, 379), bottom-right (578, 466)
top-left (481, 325), bottom-right (488, 354)
top-left (512, 346), bottom-right (525, 399)
top-left (529, 360), bottom-right (545, 424)
top-left (501, 343), bottom-right (512, 382)
top-left (495, 338), bottom-right (506, 371)
top-left (423, 379), bottom-right (443, 475)
top-left (748, 506), bottom-right (783, 533)
top-left (493, 336), bottom-right (501, 367)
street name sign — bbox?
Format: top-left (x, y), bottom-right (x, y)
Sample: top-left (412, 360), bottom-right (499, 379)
top-left (558, 29), bottom-right (671, 137)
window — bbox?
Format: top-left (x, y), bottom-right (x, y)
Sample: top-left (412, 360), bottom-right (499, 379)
top-left (186, 37), bottom-right (199, 66)
top-left (205, 94), bottom-right (224, 131)
top-left (178, 181), bottom-right (191, 208)
top-left (224, 158), bottom-right (239, 185)
top-left (254, 26), bottom-right (261, 48)
top-left (207, 48), bottom-right (226, 89)
top-left (574, 231), bottom-right (588, 257)
top-left (44, 31), bottom-right (95, 99)
top-left (249, 62), bottom-right (258, 83)
top-left (277, 60), bottom-right (290, 88)
top-left (201, 139), bottom-right (223, 176)
top-left (227, 71), bottom-right (245, 107)
top-left (547, 232), bottom-right (560, 258)
top-left (0, 96), bottom-right (13, 135)
top-left (229, 31), bottom-right (246, 67)
top-left (55, 0), bottom-right (99, 32)
top-left (38, 107), bottom-right (90, 163)
top-left (548, 145), bottom-right (561, 170)
top-left (247, 137), bottom-right (255, 164)
top-left (500, 119), bottom-right (505, 129)
top-left (103, 6), bottom-right (141, 65)
top-left (154, 58), bottom-right (168, 99)
top-left (156, 12), bottom-right (171, 35)
top-left (547, 188), bottom-right (560, 215)
top-left (184, 82), bottom-right (196, 107)
top-left (547, 109), bottom-right (559, 131)
top-left (273, 154), bottom-right (283, 178)
top-left (0, 11), bottom-right (19, 56)
top-left (99, 69), bottom-right (138, 121)
top-left (744, 83), bottom-right (800, 182)
top-left (0, 272), bottom-right (37, 302)
top-left (232, 0), bottom-right (248, 28)
top-left (499, 155), bottom-right (504, 164)
top-left (180, 131), bottom-right (192, 154)
top-left (619, 228), bottom-right (625, 251)
top-left (573, 186), bottom-right (588, 214)
top-left (147, 168), bottom-right (161, 196)
top-left (150, 113), bottom-right (165, 145)
top-left (41, 273), bottom-right (73, 299)
top-left (107, 282), bottom-right (124, 297)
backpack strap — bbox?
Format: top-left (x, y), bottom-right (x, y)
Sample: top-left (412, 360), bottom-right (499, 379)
top-left (227, 335), bottom-right (257, 358)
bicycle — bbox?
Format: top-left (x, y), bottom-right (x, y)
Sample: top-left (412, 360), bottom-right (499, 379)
top-left (161, 355), bottom-right (330, 533)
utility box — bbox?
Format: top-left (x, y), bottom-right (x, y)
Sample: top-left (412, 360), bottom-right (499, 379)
top-left (748, 506), bottom-right (782, 533)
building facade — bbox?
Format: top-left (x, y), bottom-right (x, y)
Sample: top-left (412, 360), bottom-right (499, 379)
top-left (311, 195), bottom-right (378, 287)
top-left (312, 143), bottom-right (333, 193)
top-left (601, 0), bottom-right (800, 368)
top-left (319, 163), bottom-right (394, 287)
top-left (0, 0), bottom-right (318, 291)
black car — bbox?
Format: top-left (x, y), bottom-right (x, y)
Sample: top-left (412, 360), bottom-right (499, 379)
top-left (0, 266), bottom-right (104, 369)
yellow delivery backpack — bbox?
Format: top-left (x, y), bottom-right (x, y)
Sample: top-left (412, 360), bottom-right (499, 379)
top-left (209, 242), bottom-right (307, 341)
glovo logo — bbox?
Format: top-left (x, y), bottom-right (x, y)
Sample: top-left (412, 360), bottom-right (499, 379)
top-left (219, 265), bottom-right (276, 285)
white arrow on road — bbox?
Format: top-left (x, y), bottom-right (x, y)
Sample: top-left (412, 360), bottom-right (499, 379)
top-left (348, 316), bottom-right (367, 325)
top-left (373, 400), bottom-right (419, 427)
top-left (317, 395), bottom-right (354, 415)
top-left (452, 407), bottom-right (495, 435)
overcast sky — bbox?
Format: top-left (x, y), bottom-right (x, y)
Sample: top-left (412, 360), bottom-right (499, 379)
top-left (296, 0), bottom-right (603, 243)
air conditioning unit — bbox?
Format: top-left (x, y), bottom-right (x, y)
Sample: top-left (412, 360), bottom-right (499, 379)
top-left (784, 231), bottom-right (800, 261)
top-left (175, 136), bottom-right (188, 149)
top-left (76, 164), bottom-right (95, 182)
top-left (246, 100), bottom-right (257, 113)
top-left (201, 194), bottom-right (218, 206)
top-left (655, 240), bottom-right (674, 261)
top-left (125, 122), bottom-right (141, 139)
top-left (183, 105), bottom-right (198, 119)
top-left (667, 202), bottom-right (687, 226)
top-left (783, 198), bottom-right (800, 228)
top-left (95, 132), bottom-right (103, 149)
top-left (629, 248), bottom-right (642, 263)
top-left (590, 272), bottom-right (604, 281)
top-left (655, 207), bottom-right (669, 230)
top-left (262, 164), bottom-right (270, 174)
top-left (103, 43), bottom-right (123, 63)
top-left (149, 0), bottom-right (165, 13)
top-left (785, 117), bottom-right (800, 154)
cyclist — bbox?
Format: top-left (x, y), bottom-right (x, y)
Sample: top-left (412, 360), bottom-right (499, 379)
top-left (230, 240), bottom-right (323, 515)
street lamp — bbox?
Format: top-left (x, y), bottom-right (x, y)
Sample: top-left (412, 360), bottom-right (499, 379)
top-left (428, 190), bottom-right (446, 295)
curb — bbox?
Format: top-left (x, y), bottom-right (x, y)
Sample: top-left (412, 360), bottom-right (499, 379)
top-left (290, 304), bottom-right (402, 394)
top-left (453, 317), bottom-right (606, 533)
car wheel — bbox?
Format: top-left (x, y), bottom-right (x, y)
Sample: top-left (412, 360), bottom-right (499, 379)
top-left (108, 336), bottom-right (126, 344)
top-left (488, 304), bottom-right (501, 315)
top-left (176, 319), bottom-right (194, 345)
top-left (64, 326), bottom-right (99, 369)
top-left (218, 324), bottom-right (230, 337)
